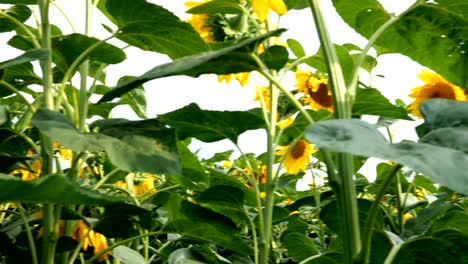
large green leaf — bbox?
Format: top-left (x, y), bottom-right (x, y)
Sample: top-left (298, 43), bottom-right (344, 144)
top-left (112, 246), bottom-right (145, 264)
top-left (352, 87), bottom-right (411, 120)
top-left (0, 49), bottom-right (49, 70)
top-left (0, 5), bottom-right (31, 33)
top-left (427, 211), bottom-right (468, 236)
top-left (172, 141), bottom-right (210, 191)
top-left (283, 232), bottom-right (319, 262)
top-left (420, 99), bottom-right (468, 132)
top-left (0, 63), bottom-right (41, 97)
top-left (97, 29), bottom-right (285, 103)
top-left (160, 192), bottom-right (253, 255)
top-left (0, 173), bottom-right (128, 204)
top-left (390, 237), bottom-right (461, 264)
top-left (208, 168), bottom-right (257, 206)
top-left (117, 76), bottom-right (147, 119)
top-left (187, 0), bottom-right (244, 15)
top-left (431, 230), bottom-right (468, 264)
top-left (168, 249), bottom-right (208, 264)
top-left (159, 103), bottom-right (265, 143)
top-left (304, 119), bottom-right (468, 195)
top-left (196, 185), bottom-right (248, 226)
top-left (0, 0), bottom-right (35, 3)
top-left (332, 0), bottom-right (468, 87)
top-left (31, 109), bottom-right (181, 175)
top-left (98, 0), bottom-right (208, 58)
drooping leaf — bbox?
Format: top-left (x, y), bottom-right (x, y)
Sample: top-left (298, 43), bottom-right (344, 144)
top-left (0, 5), bottom-right (31, 33)
top-left (431, 229), bottom-right (468, 263)
top-left (0, 49), bottom-right (49, 70)
top-left (32, 109), bottom-right (181, 175)
top-left (0, 63), bottom-right (41, 97)
top-left (187, 0), bottom-right (244, 14)
top-left (305, 119), bottom-right (468, 195)
top-left (332, 0), bottom-right (468, 87)
top-left (161, 193), bottom-right (253, 255)
top-left (51, 33), bottom-right (125, 73)
top-left (117, 76), bottom-right (147, 119)
top-left (390, 237), bottom-right (460, 264)
top-left (427, 211), bottom-right (468, 236)
top-left (0, 173), bottom-right (129, 204)
top-left (283, 232), bottom-right (320, 262)
top-left (352, 87), bottom-right (411, 119)
top-left (98, 0), bottom-right (209, 58)
top-left (196, 185), bottom-right (248, 225)
top-left (112, 246), bottom-right (146, 264)
top-left (172, 141), bottom-right (210, 191)
top-left (97, 29), bottom-right (286, 102)
top-left (160, 103), bottom-right (265, 143)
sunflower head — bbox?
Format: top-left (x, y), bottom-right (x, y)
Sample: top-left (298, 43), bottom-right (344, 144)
top-left (276, 139), bottom-right (316, 174)
top-left (251, 0), bottom-right (288, 22)
top-left (295, 68), bottom-right (333, 111)
top-left (218, 72), bottom-right (251, 87)
top-left (72, 220), bottom-right (110, 260)
top-left (408, 70), bottom-right (467, 117)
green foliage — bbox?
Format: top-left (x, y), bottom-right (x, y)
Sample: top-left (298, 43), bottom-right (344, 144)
top-left (160, 103), bottom-right (265, 143)
top-left (0, 5), bottom-right (31, 33)
top-left (283, 232), bottom-right (319, 261)
top-left (353, 87), bottom-right (411, 120)
top-left (98, 0), bottom-right (209, 58)
top-left (0, 49), bottom-right (49, 70)
top-left (32, 109), bottom-right (181, 175)
top-left (332, 0), bottom-right (468, 88)
top-left (97, 29), bottom-right (286, 102)
top-left (187, 0), bottom-right (244, 15)
top-left (0, 173), bottom-right (129, 204)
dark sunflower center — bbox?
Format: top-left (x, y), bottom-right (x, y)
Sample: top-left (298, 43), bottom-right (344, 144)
top-left (307, 82), bottom-right (333, 107)
top-left (291, 141), bottom-right (306, 159)
top-left (430, 84), bottom-right (455, 99)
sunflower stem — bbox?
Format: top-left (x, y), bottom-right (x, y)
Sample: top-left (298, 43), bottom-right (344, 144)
top-left (307, 1), bottom-right (361, 263)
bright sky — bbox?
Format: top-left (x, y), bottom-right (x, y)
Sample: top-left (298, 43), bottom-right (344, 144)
top-left (0, 1), bottom-right (425, 182)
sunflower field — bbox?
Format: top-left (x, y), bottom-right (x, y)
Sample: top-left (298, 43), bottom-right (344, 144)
top-left (0, 0), bottom-right (467, 263)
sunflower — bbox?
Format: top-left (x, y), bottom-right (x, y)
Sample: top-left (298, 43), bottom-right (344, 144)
top-left (114, 175), bottom-right (157, 196)
top-left (218, 72), bottom-right (251, 87)
top-left (408, 70), bottom-right (467, 117)
top-left (72, 220), bottom-right (110, 261)
top-left (254, 86), bottom-right (271, 110)
top-left (295, 68), bottom-right (333, 111)
top-left (185, 1), bottom-right (216, 42)
top-left (251, 0), bottom-right (288, 22)
top-left (276, 139), bottom-right (316, 174)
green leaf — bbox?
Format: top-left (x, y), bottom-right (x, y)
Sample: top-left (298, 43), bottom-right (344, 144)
top-left (262, 45), bottom-right (289, 71)
top-left (112, 246), bottom-right (146, 264)
top-left (168, 248), bottom-right (208, 264)
top-left (87, 102), bottom-right (119, 118)
top-left (369, 231), bottom-right (393, 264)
top-left (52, 33), bottom-right (126, 73)
top-left (160, 103), bottom-right (265, 143)
top-left (283, 232), bottom-right (319, 262)
top-left (162, 193), bottom-right (253, 255)
top-left (0, 49), bottom-right (49, 70)
top-left (287, 38), bottom-right (306, 58)
top-left (420, 99), bottom-right (468, 132)
top-left (187, 0), bottom-right (243, 14)
top-left (0, 0), bottom-right (35, 3)
top-left (208, 168), bottom-right (257, 206)
top-left (320, 199), bottom-right (383, 236)
top-left (0, 5), bottom-right (31, 33)
top-left (413, 175), bottom-right (438, 193)
top-left (117, 76), bottom-right (147, 119)
top-left (332, 0), bottom-right (468, 87)
top-left (352, 87), bottom-right (411, 120)
top-left (173, 141), bottom-right (210, 191)
top-left (427, 211), bottom-right (468, 236)
top-left (98, 0), bottom-right (208, 58)
top-left (196, 185), bottom-right (248, 225)
top-left (420, 127), bottom-right (468, 154)
top-left (283, 0), bottom-right (309, 10)
top-left (203, 150), bottom-right (234, 163)
top-left (431, 230), bottom-right (468, 263)
top-left (305, 44), bottom-right (355, 83)
top-left (0, 63), bottom-right (41, 97)
top-left (97, 29), bottom-right (286, 102)
top-left (0, 173), bottom-right (128, 204)
top-left (305, 119), bottom-right (468, 195)
top-left (32, 109), bottom-right (181, 175)
top-left (391, 237), bottom-right (460, 264)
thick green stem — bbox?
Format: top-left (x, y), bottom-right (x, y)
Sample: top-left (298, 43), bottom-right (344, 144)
top-left (307, 1), bottom-right (360, 263)
top-left (361, 164), bottom-right (403, 264)
top-left (260, 81), bottom-right (279, 264)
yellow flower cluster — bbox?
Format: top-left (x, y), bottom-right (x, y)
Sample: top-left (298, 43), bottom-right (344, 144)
top-left (114, 175), bottom-right (157, 197)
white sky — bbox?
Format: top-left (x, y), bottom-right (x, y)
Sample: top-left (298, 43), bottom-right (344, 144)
top-left (0, 1), bottom-right (425, 181)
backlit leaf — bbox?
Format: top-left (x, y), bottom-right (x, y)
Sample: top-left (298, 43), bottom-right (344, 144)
top-left (0, 5), bottom-right (31, 33)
